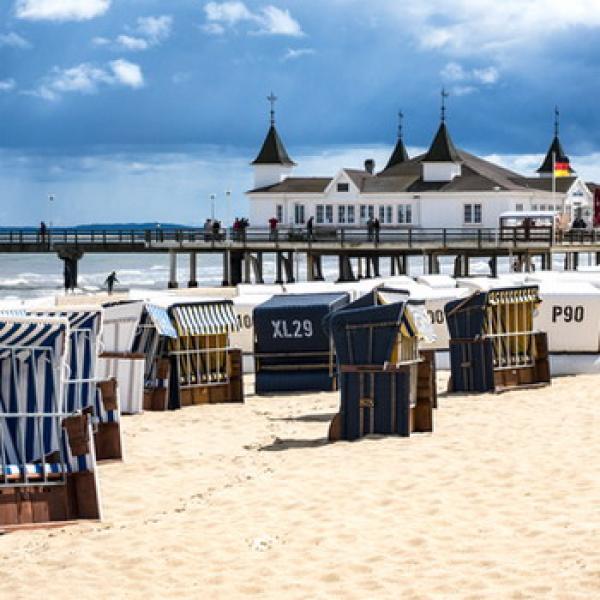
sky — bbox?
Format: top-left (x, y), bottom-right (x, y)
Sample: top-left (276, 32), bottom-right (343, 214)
top-left (1, 0), bottom-right (600, 226)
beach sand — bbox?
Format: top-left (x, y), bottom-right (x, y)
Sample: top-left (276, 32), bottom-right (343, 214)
top-left (1, 372), bottom-right (599, 599)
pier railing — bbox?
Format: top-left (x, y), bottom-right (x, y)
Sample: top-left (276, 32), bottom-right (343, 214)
top-left (0, 225), bottom-right (597, 250)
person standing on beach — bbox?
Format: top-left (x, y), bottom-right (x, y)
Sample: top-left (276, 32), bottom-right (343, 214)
top-left (306, 216), bottom-right (314, 241)
top-left (367, 216), bottom-right (374, 242)
top-left (105, 271), bottom-right (119, 295)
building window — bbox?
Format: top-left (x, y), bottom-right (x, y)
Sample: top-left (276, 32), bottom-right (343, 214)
top-left (316, 205), bottom-right (324, 224)
top-left (360, 205), bottom-right (367, 222)
top-left (325, 205), bottom-right (333, 224)
top-left (464, 203), bottom-right (482, 224)
top-left (338, 205), bottom-right (346, 224)
top-left (294, 203), bottom-right (305, 225)
top-left (378, 206), bottom-right (385, 222)
top-left (368, 205), bottom-right (375, 219)
top-left (385, 206), bottom-right (393, 224)
top-left (515, 203), bottom-right (524, 212)
top-left (347, 205), bottom-right (355, 224)
top-left (531, 204), bottom-right (538, 211)
top-left (539, 204), bottom-right (547, 211)
top-left (276, 204), bottom-right (283, 223)
top-left (337, 182), bottom-right (349, 192)
top-left (398, 205), bottom-right (413, 224)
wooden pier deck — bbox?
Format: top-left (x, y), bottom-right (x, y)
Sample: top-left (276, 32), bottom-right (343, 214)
top-left (1, 226), bottom-right (598, 288)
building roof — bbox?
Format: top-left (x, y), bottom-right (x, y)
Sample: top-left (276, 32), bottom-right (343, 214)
top-left (422, 122), bottom-right (461, 163)
top-left (519, 177), bottom-right (577, 194)
top-left (536, 135), bottom-right (573, 174)
top-left (248, 143), bottom-right (581, 195)
top-left (251, 125), bottom-right (296, 166)
top-left (248, 177), bottom-right (331, 194)
top-left (586, 182), bottom-right (599, 194)
top-left (384, 137), bottom-right (409, 170)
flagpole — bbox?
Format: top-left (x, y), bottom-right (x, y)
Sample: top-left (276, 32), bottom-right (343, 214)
top-left (552, 151), bottom-right (557, 212)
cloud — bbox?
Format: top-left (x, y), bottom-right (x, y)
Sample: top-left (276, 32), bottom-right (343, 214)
top-left (135, 15), bottom-right (173, 43)
top-left (441, 61), bottom-right (500, 95)
top-left (281, 47), bottom-right (315, 61)
top-left (14, 0), bottom-right (111, 22)
top-left (203, 2), bottom-right (304, 37)
top-left (381, 0), bottom-right (600, 60)
top-left (110, 59), bottom-right (144, 88)
top-left (116, 35), bottom-right (149, 51)
top-left (0, 32), bottom-right (31, 48)
top-left (96, 15), bottom-right (172, 52)
top-left (28, 59), bottom-right (144, 100)
top-left (0, 79), bottom-right (16, 92)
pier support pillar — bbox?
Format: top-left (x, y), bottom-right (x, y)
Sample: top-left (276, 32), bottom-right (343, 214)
top-left (275, 252), bottom-right (283, 284)
top-left (243, 252), bottom-right (252, 284)
top-left (168, 251), bottom-right (178, 288)
top-left (596, 252), bottom-right (600, 266)
top-left (188, 252), bottom-right (198, 288)
top-left (222, 250), bottom-right (231, 286)
top-left (365, 256), bottom-right (372, 278)
top-left (357, 257), bottom-right (363, 279)
top-left (488, 255), bottom-right (498, 277)
top-left (57, 248), bottom-right (84, 292)
top-left (337, 255), bottom-right (355, 282)
top-left (426, 254), bottom-right (440, 275)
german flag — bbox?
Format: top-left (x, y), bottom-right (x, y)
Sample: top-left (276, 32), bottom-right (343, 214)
top-left (554, 161), bottom-right (571, 177)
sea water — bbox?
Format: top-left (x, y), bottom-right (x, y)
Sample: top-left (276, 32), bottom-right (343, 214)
top-left (0, 251), bottom-right (584, 301)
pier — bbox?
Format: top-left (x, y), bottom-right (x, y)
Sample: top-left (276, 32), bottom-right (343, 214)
top-left (1, 226), bottom-right (599, 289)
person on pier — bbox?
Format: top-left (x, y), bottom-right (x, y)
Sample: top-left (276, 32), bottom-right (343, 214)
top-left (268, 216), bottom-right (278, 241)
top-left (306, 216), bottom-right (314, 241)
top-left (373, 217), bottom-right (381, 244)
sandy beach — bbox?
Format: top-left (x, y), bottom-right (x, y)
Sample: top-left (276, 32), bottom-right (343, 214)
top-left (1, 372), bottom-right (599, 599)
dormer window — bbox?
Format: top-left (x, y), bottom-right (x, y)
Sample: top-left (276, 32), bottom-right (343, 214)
top-left (337, 183), bottom-right (349, 192)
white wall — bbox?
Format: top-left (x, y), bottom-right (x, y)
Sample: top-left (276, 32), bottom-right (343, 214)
top-left (422, 162), bottom-right (461, 182)
top-left (253, 164), bottom-right (293, 189)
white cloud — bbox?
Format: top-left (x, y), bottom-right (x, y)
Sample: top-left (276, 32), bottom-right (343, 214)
top-left (441, 62), bottom-right (500, 95)
top-left (282, 47), bottom-right (315, 61)
top-left (473, 66), bottom-right (499, 85)
top-left (14, 0), bottom-right (111, 22)
top-left (110, 59), bottom-right (144, 89)
top-left (204, 2), bottom-right (254, 25)
top-left (254, 6), bottom-right (303, 36)
top-left (0, 32), bottom-right (31, 48)
top-left (203, 2), bottom-right (304, 37)
top-left (135, 15), bottom-right (173, 43)
top-left (28, 59), bottom-right (144, 100)
top-left (380, 0), bottom-right (600, 60)
top-left (92, 36), bottom-right (110, 46)
top-left (116, 35), bottom-right (149, 51)
top-left (0, 79), bottom-right (16, 92)
top-left (97, 15), bottom-right (172, 52)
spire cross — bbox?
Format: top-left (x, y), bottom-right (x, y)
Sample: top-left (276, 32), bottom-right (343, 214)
top-left (267, 92), bottom-right (277, 126)
top-left (441, 88), bottom-right (449, 122)
top-left (554, 105), bottom-right (560, 137)
top-left (398, 110), bottom-right (404, 139)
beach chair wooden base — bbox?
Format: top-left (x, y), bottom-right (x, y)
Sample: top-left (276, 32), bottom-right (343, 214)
top-left (94, 422), bottom-right (123, 461)
top-left (413, 351), bottom-right (436, 433)
top-left (0, 472), bottom-right (101, 530)
top-left (179, 377), bottom-right (244, 406)
top-left (144, 388), bottom-right (169, 411)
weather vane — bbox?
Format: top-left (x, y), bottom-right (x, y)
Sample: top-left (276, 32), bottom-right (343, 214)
top-left (441, 88), bottom-right (449, 122)
top-left (267, 92), bottom-right (277, 126)
top-left (398, 110), bottom-right (404, 139)
top-left (554, 105), bottom-right (560, 137)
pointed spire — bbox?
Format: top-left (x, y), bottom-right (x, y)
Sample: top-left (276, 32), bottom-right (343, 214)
top-left (267, 91), bottom-right (277, 126)
top-left (251, 93), bottom-right (295, 166)
top-left (423, 122), bottom-right (460, 163)
top-left (536, 106), bottom-right (573, 175)
top-left (441, 87), bottom-right (449, 123)
top-left (384, 110), bottom-right (409, 170)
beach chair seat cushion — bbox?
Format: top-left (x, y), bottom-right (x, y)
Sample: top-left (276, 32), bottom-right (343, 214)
top-left (1, 463), bottom-right (65, 481)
